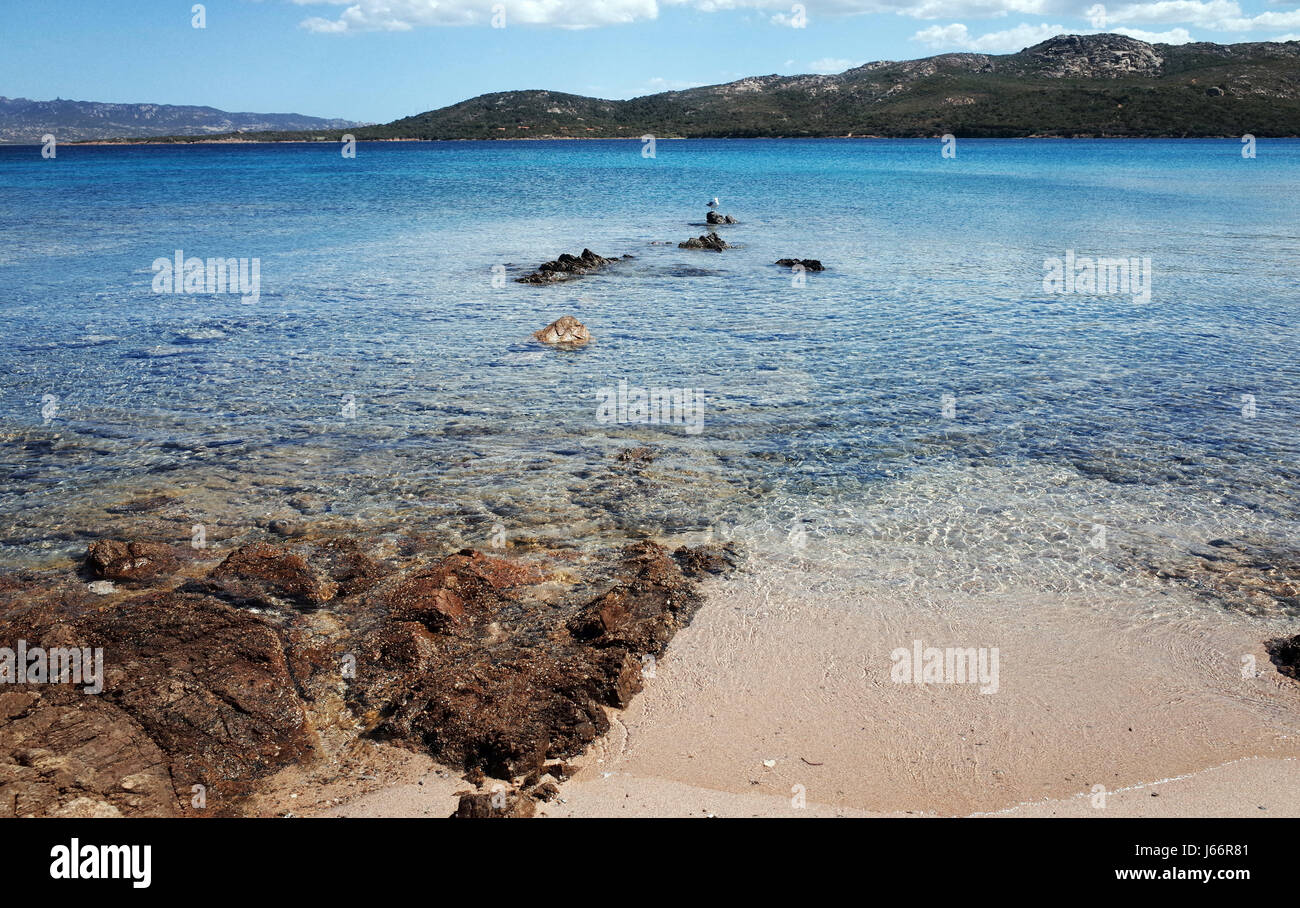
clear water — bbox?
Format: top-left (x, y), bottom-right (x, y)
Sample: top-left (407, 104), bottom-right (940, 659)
top-left (1, 139), bottom-right (1297, 616)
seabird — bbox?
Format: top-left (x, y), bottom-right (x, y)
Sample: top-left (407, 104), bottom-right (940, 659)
top-left (707, 197), bottom-right (720, 208)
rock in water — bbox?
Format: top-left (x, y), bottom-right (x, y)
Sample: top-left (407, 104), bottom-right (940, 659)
top-left (517, 248), bottom-right (618, 283)
top-left (679, 232), bottom-right (729, 252)
top-left (705, 211), bottom-right (738, 225)
top-left (533, 315), bottom-right (590, 348)
top-left (775, 258), bottom-right (825, 271)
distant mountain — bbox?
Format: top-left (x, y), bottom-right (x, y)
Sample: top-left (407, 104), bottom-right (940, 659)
top-left (0, 97), bottom-right (362, 143)
top-left (65, 34), bottom-right (1300, 143)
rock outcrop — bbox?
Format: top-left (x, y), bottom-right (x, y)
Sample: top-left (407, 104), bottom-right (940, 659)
top-left (0, 526), bottom-right (737, 816)
top-left (197, 542), bottom-right (340, 610)
top-left (1024, 34), bottom-right (1164, 79)
top-left (775, 258), bottom-right (825, 271)
top-left (679, 232), bottom-right (729, 252)
top-left (706, 211), bottom-right (738, 225)
top-left (0, 586), bottom-right (319, 816)
top-left (517, 249), bottom-right (619, 283)
top-left (348, 540), bottom-right (734, 780)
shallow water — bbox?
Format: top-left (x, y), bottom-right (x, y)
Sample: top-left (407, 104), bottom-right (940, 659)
top-left (1, 138), bottom-right (1297, 623)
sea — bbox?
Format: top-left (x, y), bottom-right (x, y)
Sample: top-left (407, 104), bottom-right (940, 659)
top-left (1, 138), bottom-right (1297, 626)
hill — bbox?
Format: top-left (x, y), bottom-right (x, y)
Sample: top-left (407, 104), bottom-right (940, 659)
top-left (80, 34), bottom-right (1300, 142)
top-left (0, 97), bottom-right (361, 143)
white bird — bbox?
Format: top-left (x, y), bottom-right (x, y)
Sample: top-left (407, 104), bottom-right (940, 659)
top-left (707, 197), bottom-right (720, 208)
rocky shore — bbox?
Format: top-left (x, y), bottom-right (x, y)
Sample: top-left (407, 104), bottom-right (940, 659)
top-left (0, 455), bottom-right (737, 817)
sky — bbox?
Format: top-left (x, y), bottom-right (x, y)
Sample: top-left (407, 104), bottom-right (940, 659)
top-left (2, 0), bottom-right (1298, 123)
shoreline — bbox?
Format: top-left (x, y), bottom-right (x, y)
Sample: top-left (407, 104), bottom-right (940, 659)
top-left (35, 134), bottom-right (1300, 147)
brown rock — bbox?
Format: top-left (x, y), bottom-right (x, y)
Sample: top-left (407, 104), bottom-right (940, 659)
top-left (674, 542), bottom-right (739, 578)
top-left (386, 549), bottom-right (540, 632)
top-left (347, 541), bottom-right (725, 778)
top-left (203, 542), bottom-right (338, 609)
top-left (0, 589), bottom-right (318, 815)
top-left (531, 780), bottom-right (561, 802)
top-left (567, 541), bottom-right (705, 654)
top-left (452, 789), bottom-right (536, 818)
top-left (86, 540), bottom-right (181, 584)
top-left (533, 315), bottom-right (591, 348)
top-left (0, 690), bottom-right (178, 817)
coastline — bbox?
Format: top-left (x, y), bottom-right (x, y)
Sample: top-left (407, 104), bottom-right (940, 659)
top-left (42, 133), bottom-right (1300, 147)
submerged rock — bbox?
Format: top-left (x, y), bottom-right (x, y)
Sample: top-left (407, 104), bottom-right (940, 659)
top-left (1145, 536), bottom-right (1300, 617)
top-left (86, 539), bottom-right (183, 585)
top-left (673, 542), bottom-right (739, 578)
top-left (517, 249), bottom-right (619, 284)
top-left (533, 315), bottom-right (590, 348)
top-left (775, 258), bottom-right (825, 271)
top-left (680, 232), bottom-right (729, 252)
top-left (616, 446), bottom-right (656, 465)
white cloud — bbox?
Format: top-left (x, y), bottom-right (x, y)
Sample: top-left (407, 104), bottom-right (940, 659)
top-left (911, 21), bottom-right (1067, 50)
top-left (295, 0), bottom-right (660, 32)
top-left (1104, 0), bottom-right (1239, 26)
top-left (911, 20), bottom-right (1200, 49)
top-left (808, 56), bottom-right (866, 71)
top-left (294, 0), bottom-right (1081, 32)
top-left (291, 0), bottom-right (1300, 38)
top-left (1111, 24), bottom-right (1195, 39)
top-left (903, 0), bottom-right (1051, 19)
top-left (1212, 9), bottom-right (1300, 29)
top-left (1101, 1), bottom-right (1300, 31)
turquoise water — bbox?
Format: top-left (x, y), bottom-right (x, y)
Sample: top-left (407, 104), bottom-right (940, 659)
top-left (1, 139), bottom-right (1298, 602)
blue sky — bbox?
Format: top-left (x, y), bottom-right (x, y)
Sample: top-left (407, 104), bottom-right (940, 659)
top-left (2, 0), bottom-right (1298, 123)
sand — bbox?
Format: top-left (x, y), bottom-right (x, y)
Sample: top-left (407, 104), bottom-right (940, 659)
top-left (312, 550), bottom-right (1300, 818)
